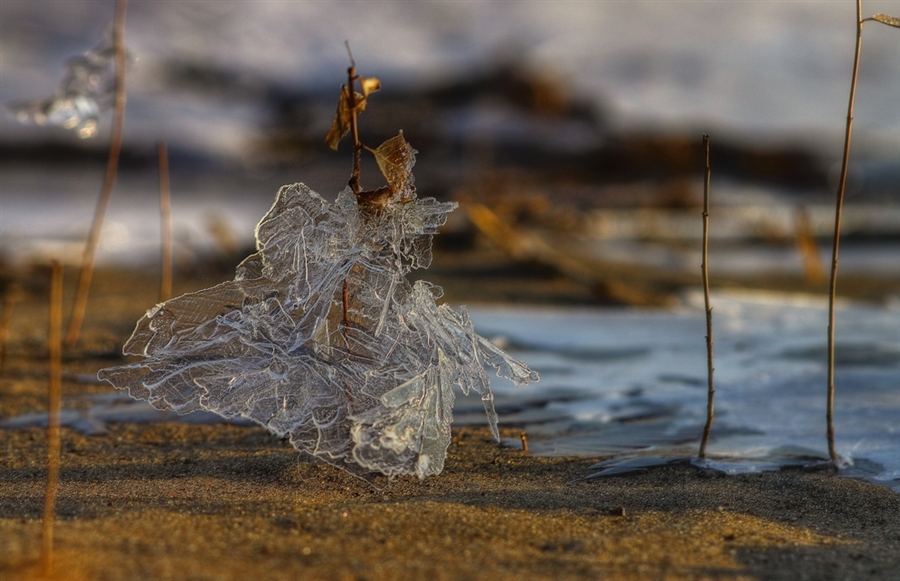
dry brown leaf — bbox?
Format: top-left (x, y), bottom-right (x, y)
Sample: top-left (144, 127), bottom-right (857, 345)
top-left (360, 76), bottom-right (382, 97)
top-left (372, 131), bottom-right (416, 196)
top-left (870, 13), bottom-right (900, 28)
top-left (325, 86), bottom-right (368, 151)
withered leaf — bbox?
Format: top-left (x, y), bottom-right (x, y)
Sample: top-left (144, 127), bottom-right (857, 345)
top-left (325, 86), bottom-right (368, 151)
top-left (372, 131), bottom-right (417, 197)
top-left (360, 76), bottom-right (382, 97)
top-left (870, 13), bottom-right (900, 28)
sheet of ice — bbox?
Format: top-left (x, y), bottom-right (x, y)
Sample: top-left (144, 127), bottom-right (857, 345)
top-left (0, 392), bottom-right (253, 436)
top-left (4, 288), bottom-right (895, 490)
top-left (462, 292), bottom-right (900, 491)
top-left (97, 182), bottom-right (538, 480)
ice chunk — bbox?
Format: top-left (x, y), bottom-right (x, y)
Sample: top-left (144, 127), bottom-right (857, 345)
top-left (99, 182), bottom-right (538, 479)
top-left (6, 28), bottom-right (124, 138)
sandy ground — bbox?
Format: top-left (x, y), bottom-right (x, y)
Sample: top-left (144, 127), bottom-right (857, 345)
top-left (1, 267), bottom-right (899, 581)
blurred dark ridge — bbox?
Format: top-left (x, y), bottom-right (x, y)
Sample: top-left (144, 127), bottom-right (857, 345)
top-left (1, 61), bottom-right (830, 198)
top-left (259, 62), bottom-right (827, 194)
top-left (0, 141), bottom-right (227, 175)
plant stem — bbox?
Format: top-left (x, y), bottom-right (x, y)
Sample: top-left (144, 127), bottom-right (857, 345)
top-left (0, 284), bottom-right (20, 375)
top-left (342, 280), bottom-right (350, 327)
top-left (158, 141), bottom-right (173, 302)
top-left (345, 43), bottom-right (362, 197)
top-left (65, 0), bottom-right (128, 349)
top-left (827, 0), bottom-right (863, 465)
top-left (698, 134), bottom-right (715, 459)
top-left (342, 45), bottom-right (363, 327)
top-left (42, 260), bottom-right (63, 578)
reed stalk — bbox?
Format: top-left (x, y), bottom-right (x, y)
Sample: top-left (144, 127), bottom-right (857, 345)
top-left (826, 1), bottom-right (900, 464)
top-left (65, 0), bottom-right (128, 349)
top-left (826, 0), bottom-right (864, 464)
top-left (42, 261), bottom-right (63, 578)
top-left (698, 134), bottom-right (715, 459)
top-left (157, 141), bottom-right (173, 302)
top-left (0, 284), bottom-right (20, 375)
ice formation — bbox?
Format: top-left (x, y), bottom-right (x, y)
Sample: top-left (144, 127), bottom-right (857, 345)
top-left (99, 174), bottom-right (538, 479)
top-left (7, 30), bottom-right (120, 138)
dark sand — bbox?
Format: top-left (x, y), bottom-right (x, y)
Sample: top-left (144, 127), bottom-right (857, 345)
top-left (1, 267), bottom-right (899, 581)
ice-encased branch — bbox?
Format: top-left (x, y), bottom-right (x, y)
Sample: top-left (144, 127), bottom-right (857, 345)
top-left (99, 183), bottom-right (538, 479)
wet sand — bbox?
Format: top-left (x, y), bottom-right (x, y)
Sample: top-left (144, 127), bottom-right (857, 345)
top-left (1, 267), bottom-right (899, 580)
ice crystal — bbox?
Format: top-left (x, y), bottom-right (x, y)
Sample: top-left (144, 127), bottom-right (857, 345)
top-left (7, 29), bottom-right (122, 138)
top-left (99, 181), bottom-right (538, 479)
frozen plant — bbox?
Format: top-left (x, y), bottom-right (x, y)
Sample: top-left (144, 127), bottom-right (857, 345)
top-left (98, 60), bottom-right (538, 480)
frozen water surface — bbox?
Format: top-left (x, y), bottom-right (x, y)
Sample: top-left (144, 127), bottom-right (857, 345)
top-left (3, 287), bottom-right (896, 489)
top-left (460, 292), bottom-right (900, 491)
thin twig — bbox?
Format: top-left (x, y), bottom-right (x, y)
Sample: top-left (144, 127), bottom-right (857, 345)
top-left (345, 42), bottom-right (362, 197)
top-left (342, 280), bottom-right (350, 327)
top-left (0, 283), bottom-right (21, 375)
top-left (158, 141), bottom-right (173, 302)
top-left (698, 134), bottom-right (715, 459)
top-left (42, 260), bottom-right (63, 578)
top-left (519, 430), bottom-right (529, 453)
top-left (65, 0), bottom-right (128, 349)
top-left (342, 43), bottom-right (361, 327)
top-left (827, 0), bottom-right (864, 465)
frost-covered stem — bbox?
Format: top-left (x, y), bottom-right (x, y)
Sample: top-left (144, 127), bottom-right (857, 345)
top-left (158, 141), bottom-right (172, 302)
top-left (827, 0), bottom-right (863, 465)
top-left (42, 260), bottom-right (63, 578)
top-left (65, 0), bottom-right (128, 349)
top-left (698, 134), bottom-right (715, 459)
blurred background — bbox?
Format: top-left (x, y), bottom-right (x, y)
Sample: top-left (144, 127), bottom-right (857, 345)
top-left (2, 0), bottom-right (899, 305)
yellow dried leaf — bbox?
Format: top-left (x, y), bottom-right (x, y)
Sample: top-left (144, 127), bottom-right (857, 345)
top-left (325, 86), bottom-right (368, 151)
top-left (870, 13), bottom-right (900, 28)
top-left (360, 76), bottom-right (381, 97)
top-left (372, 131), bottom-right (416, 196)
top-left (352, 92), bottom-right (367, 114)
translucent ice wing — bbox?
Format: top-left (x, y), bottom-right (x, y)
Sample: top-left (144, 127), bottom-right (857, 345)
top-left (121, 279), bottom-right (268, 357)
top-left (251, 184), bottom-right (357, 283)
top-left (253, 184), bottom-right (329, 256)
top-left (350, 350), bottom-right (456, 479)
top-left (383, 198), bottom-right (457, 270)
top-left (476, 334), bottom-right (541, 386)
top-left (394, 281), bottom-right (537, 441)
top-left (100, 183), bottom-right (374, 473)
